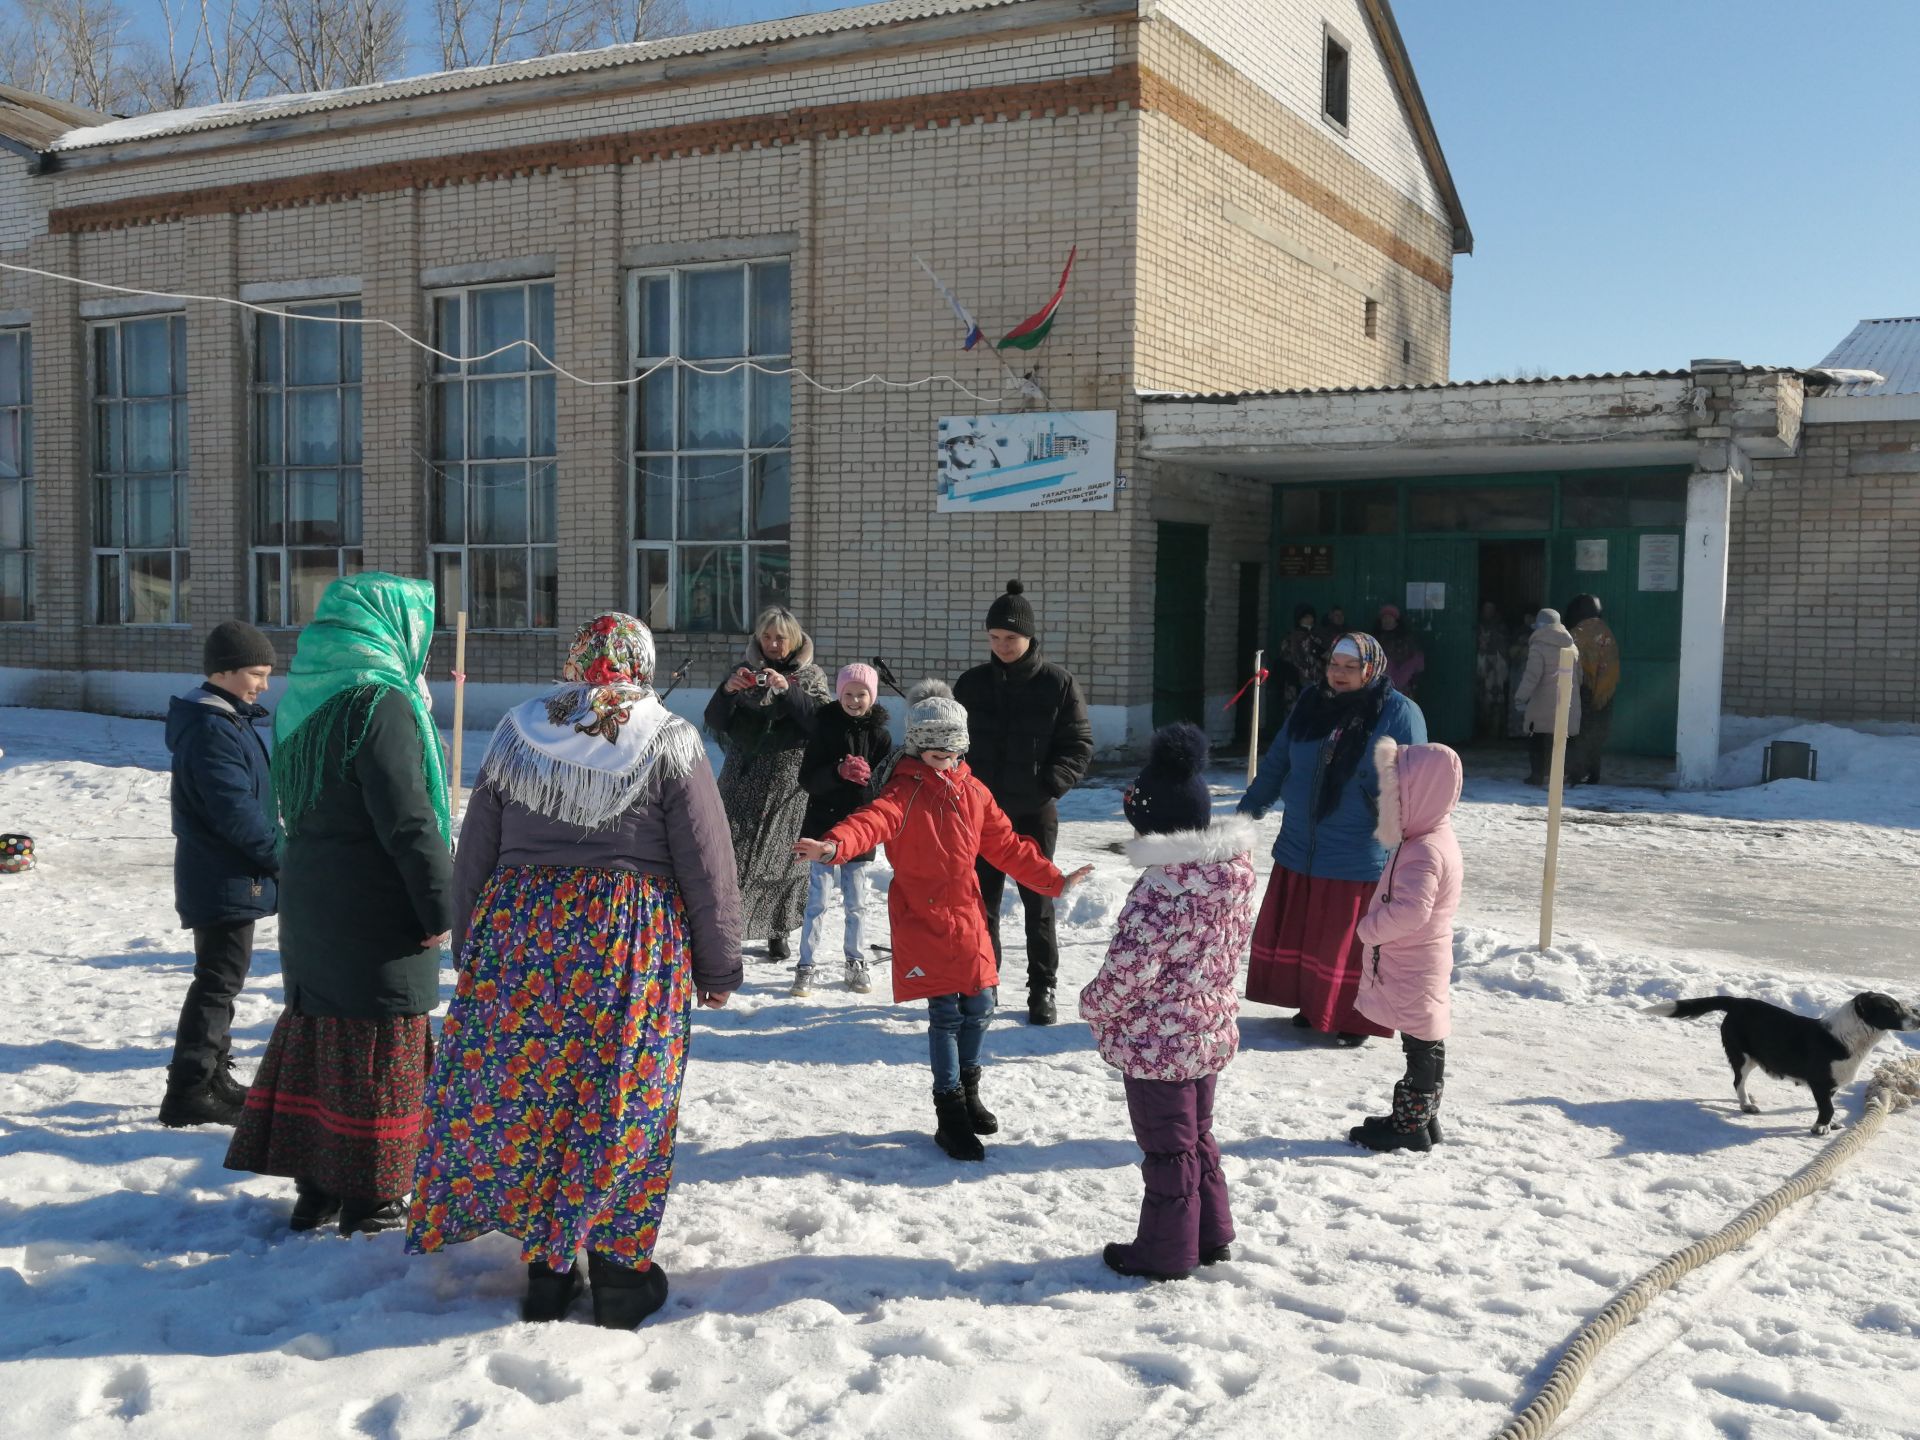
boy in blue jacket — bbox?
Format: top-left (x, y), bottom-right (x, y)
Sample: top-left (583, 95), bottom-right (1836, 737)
top-left (160, 621), bottom-right (281, 1127)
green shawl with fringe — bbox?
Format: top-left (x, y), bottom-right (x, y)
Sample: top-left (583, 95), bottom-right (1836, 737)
top-left (271, 573), bottom-right (451, 844)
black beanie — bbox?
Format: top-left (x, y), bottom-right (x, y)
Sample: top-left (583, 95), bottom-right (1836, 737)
top-left (985, 579), bottom-right (1036, 638)
top-left (203, 620), bottom-right (277, 674)
top-left (1124, 722), bottom-right (1213, 836)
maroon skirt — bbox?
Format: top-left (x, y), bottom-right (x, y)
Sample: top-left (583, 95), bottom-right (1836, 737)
top-left (225, 1010), bottom-right (433, 1202)
top-left (1246, 865), bottom-right (1393, 1038)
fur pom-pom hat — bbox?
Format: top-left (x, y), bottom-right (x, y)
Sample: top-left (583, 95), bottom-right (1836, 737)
top-left (905, 678), bottom-right (970, 755)
top-left (1124, 721), bottom-right (1213, 836)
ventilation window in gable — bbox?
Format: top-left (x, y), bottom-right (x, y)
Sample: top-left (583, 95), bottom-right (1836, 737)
top-left (1322, 28), bottom-right (1351, 132)
top-left (1364, 299), bottom-right (1379, 338)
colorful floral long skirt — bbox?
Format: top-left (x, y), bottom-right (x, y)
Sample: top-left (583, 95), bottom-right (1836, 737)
top-left (1245, 865), bottom-right (1393, 1038)
top-left (405, 866), bottom-right (695, 1273)
top-left (224, 1012), bottom-right (433, 1201)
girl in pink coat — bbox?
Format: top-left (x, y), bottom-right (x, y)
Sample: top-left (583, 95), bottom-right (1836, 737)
top-left (1350, 736), bottom-right (1463, 1153)
top-left (1079, 724), bottom-right (1258, 1281)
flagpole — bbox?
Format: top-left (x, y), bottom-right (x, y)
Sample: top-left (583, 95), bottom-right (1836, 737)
top-left (913, 255), bottom-right (1040, 403)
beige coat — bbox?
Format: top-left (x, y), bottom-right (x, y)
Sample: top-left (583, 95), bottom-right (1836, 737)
top-left (1514, 624), bottom-right (1582, 737)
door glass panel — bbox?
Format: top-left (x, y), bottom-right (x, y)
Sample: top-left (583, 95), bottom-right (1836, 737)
top-left (1341, 486), bottom-right (1398, 535)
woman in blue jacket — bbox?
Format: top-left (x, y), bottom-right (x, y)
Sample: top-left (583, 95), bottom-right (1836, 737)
top-left (1238, 632), bottom-right (1426, 1045)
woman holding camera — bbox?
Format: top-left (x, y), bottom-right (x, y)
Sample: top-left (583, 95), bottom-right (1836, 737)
top-left (704, 606), bottom-right (831, 960)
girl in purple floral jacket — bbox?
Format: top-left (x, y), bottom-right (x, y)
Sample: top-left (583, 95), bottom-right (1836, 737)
top-left (1079, 723), bottom-right (1257, 1281)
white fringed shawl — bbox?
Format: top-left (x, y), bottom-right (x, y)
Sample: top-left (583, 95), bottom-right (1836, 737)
top-left (478, 690), bottom-right (705, 832)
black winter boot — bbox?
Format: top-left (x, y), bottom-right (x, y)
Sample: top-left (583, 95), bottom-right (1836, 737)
top-left (1350, 1087), bottom-right (1436, 1153)
top-left (522, 1260), bottom-right (585, 1322)
top-left (208, 1060), bottom-right (251, 1109)
top-left (1027, 991), bottom-right (1057, 1026)
top-left (289, 1178), bottom-right (341, 1232)
top-left (158, 1065), bottom-right (243, 1128)
top-left (587, 1251), bottom-right (669, 1328)
top-left (1360, 1082), bottom-right (1445, 1146)
top-left (934, 1088), bottom-right (985, 1161)
top-left (959, 1066), bottom-right (999, 1135)
top-left (768, 934), bottom-right (790, 962)
top-left (338, 1197), bottom-right (408, 1236)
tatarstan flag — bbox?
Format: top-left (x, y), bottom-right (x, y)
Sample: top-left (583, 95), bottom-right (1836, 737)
top-left (996, 246), bottom-right (1076, 351)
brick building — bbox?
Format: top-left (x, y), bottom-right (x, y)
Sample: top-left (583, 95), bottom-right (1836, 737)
top-left (0, 0), bottom-right (1470, 749)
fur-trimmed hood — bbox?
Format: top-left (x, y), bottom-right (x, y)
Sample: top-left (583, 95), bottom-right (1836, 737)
top-left (1372, 736), bottom-right (1462, 848)
top-left (1125, 816), bottom-right (1258, 869)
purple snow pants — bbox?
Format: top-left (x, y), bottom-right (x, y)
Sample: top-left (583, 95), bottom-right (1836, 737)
top-left (1114, 1073), bottom-right (1234, 1275)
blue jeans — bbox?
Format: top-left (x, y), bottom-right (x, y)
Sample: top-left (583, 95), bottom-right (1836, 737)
top-left (927, 988), bottom-right (996, 1093)
top-left (798, 860), bottom-right (871, 970)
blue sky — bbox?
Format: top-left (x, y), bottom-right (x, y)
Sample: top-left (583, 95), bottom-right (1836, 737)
top-left (119, 0), bottom-right (1920, 382)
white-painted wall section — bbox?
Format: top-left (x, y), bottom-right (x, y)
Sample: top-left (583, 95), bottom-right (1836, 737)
top-left (1147, 0), bottom-right (1446, 220)
top-left (1675, 467), bottom-right (1735, 788)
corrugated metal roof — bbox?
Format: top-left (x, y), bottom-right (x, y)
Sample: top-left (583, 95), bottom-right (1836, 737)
top-left (49, 0), bottom-right (1034, 152)
top-left (0, 84), bottom-right (112, 152)
top-left (1817, 318), bottom-right (1920, 397)
top-left (1140, 370), bottom-right (1709, 403)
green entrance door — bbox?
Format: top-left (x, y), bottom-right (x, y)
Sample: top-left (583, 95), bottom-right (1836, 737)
top-left (1401, 538), bottom-right (1479, 745)
top-left (1153, 522), bottom-right (1209, 727)
top-left (1551, 528), bottom-right (1684, 754)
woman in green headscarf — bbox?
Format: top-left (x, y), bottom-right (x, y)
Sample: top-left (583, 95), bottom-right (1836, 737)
top-left (226, 573), bottom-right (455, 1237)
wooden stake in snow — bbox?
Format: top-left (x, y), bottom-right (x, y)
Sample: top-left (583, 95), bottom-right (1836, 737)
top-left (1538, 648), bottom-right (1575, 949)
top-left (450, 611), bottom-right (469, 817)
top-left (1246, 648), bottom-right (1264, 785)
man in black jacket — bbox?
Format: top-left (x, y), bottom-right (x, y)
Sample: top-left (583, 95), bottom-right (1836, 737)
top-left (954, 581), bottom-right (1093, 1024)
top-left (160, 621), bottom-right (280, 1127)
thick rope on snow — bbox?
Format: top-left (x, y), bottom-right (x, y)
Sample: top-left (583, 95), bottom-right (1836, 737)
top-left (1493, 1055), bottom-right (1920, 1440)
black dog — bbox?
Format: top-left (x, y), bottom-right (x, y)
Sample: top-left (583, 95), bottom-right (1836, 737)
top-left (1645, 991), bottom-right (1920, 1135)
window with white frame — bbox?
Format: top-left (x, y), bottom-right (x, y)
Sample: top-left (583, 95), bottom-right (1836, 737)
top-left (0, 329), bottom-right (30, 623)
top-left (427, 281), bottom-right (557, 630)
top-left (253, 301), bottom-right (363, 626)
top-left (1322, 26), bottom-right (1351, 131)
top-left (630, 260), bottom-right (791, 633)
top-left (92, 314), bottom-right (189, 625)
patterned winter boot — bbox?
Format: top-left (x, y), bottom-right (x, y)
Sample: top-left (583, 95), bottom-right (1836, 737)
top-left (960, 1065), bottom-right (999, 1135)
top-left (1350, 1086), bottom-right (1435, 1153)
top-left (1357, 1081), bottom-right (1444, 1146)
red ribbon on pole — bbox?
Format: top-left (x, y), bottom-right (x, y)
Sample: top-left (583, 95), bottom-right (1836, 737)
top-left (1223, 668), bottom-right (1269, 710)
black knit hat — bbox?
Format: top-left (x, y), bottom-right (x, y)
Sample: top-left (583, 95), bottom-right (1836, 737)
top-left (203, 620), bottom-right (277, 675)
top-left (1124, 722), bottom-right (1213, 836)
top-left (985, 579), bottom-right (1035, 638)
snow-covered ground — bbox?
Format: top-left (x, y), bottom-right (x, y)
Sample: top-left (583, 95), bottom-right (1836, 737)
top-left (2, 707), bottom-right (1916, 1439)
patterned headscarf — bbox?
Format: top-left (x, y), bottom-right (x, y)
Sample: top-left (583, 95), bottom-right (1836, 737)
top-left (1329, 631), bottom-right (1387, 685)
top-left (546, 612), bottom-right (657, 743)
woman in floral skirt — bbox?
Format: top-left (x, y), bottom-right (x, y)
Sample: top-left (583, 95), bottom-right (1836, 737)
top-left (226, 573), bottom-right (454, 1236)
top-left (406, 613), bottom-right (743, 1327)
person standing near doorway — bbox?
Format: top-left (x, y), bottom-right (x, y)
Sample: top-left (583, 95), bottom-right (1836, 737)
top-left (1514, 608), bottom-right (1582, 786)
top-left (160, 621), bottom-right (281, 1128)
top-left (1474, 601), bottom-right (1512, 741)
top-left (954, 580), bottom-right (1093, 1026)
top-left (1563, 595), bottom-right (1620, 784)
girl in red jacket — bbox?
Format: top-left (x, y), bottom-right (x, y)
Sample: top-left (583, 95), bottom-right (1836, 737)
top-left (796, 680), bottom-right (1091, 1160)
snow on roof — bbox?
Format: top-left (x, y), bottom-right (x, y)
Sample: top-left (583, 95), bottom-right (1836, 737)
top-left (1816, 317), bottom-right (1920, 397)
top-left (1139, 370), bottom-right (1706, 403)
top-left (50, 0), bottom-right (1031, 152)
